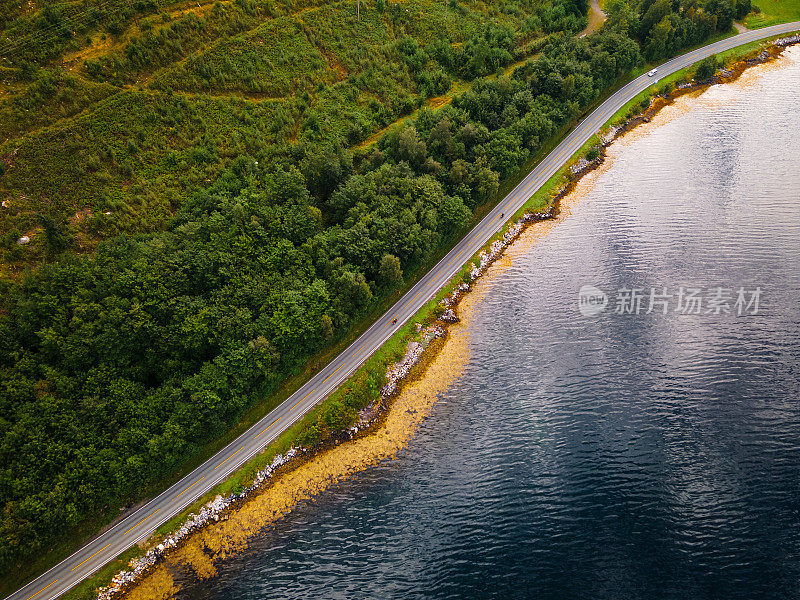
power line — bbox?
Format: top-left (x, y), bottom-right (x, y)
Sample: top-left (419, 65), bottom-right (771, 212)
top-left (0, 0), bottom-right (133, 59)
top-left (0, 0), bottom-right (123, 58)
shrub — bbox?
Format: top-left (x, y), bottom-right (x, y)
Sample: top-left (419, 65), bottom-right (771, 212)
top-left (320, 401), bottom-right (356, 432)
top-left (695, 56), bottom-right (718, 80)
top-left (297, 425), bottom-right (323, 448)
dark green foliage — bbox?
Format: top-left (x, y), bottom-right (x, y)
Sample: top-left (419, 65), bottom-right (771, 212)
top-left (0, 32), bottom-right (643, 574)
top-left (0, 0), bottom-right (733, 579)
top-left (379, 253), bottom-right (403, 285)
top-left (604, 0), bottom-right (641, 36)
top-left (608, 0), bottom-right (741, 62)
top-left (695, 55), bottom-right (719, 79)
top-left (320, 401), bottom-right (356, 432)
top-left (399, 36), bottom-right (454, 97)
top-left (34, 214), bottom-right (71, 257)
top-left (658, 80), bottom-right (675, 95)
top-left (734, 0), bottom-right (752, 19)
top-left (454, 24), bottom-right (517, 79)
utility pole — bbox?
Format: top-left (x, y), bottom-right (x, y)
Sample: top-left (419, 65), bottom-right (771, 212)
top-left (357, 0), bottom-right (360, 21)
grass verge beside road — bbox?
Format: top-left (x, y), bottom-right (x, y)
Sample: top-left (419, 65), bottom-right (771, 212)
top-left (604, 32), bottom-right (797, 131)
top-left (22, 32), bottom-right (800, 600)
top-left (748, 0), bottom-right (800, 28)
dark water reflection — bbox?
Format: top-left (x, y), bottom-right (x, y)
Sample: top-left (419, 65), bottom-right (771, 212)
top-left (181, 49), bottom-right (800, 600)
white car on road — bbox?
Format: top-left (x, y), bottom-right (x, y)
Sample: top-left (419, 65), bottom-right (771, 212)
top-left (647, 68), bottom-right (658, 77)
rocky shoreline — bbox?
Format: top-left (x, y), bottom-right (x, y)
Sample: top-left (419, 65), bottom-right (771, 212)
top-left (99, 203), bottom-right (559, 600)
top-left (98, 34), bottom-right (799, 600)
top-left (601, 34), bottom-right (800, 149)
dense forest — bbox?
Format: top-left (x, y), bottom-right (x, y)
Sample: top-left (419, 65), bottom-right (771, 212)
top-left (0, 0), bottom-right (749, 579)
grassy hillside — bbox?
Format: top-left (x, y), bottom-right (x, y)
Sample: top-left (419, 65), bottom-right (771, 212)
top-left (0, 0), bottom-right (774, 589)
top-left (0, 0), bottom-right (569, 280)
top-left (746, 0), bottom-right (800, 27)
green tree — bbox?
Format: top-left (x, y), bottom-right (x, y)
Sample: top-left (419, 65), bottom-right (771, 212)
top-left (438, 195), bottom-right (471, 234)
top-left (695, 55), bottom-right (718, 80)
top-left (604, 0), bottom-right (640, 36)
top-left (645, 16), bottom-right (674, 60)
top-left (378, 253), bottom-right (403, 285)
top-left (320, 401), bottom-right (356, 431)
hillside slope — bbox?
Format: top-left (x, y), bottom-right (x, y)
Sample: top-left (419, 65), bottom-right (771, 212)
top-left (0, 0), bottom-right (584, 277)
top-left (0, 0), bottom-right (783, 589)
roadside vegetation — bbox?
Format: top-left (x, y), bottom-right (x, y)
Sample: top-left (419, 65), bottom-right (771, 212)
top-left (746, 0), bottom-right (800, 27)
top-left (0, 0), bottom-right (795, 592)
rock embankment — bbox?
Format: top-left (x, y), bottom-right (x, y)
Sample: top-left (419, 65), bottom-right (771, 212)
top-left (97, 449), bottom-right (300, 600)
top-left (381, 325), bottom-right (446, 399)
top-left (98, 198), bottom-right (559, 600)
top-left (570, 155), bottom-right (603, 176)
top-left (775, 34), bottom-right (800, 47)
top-left (97, 35), bottom-right (800, 600)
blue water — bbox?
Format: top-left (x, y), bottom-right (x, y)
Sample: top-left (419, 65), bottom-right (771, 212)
top-left (180, 49), bottom-right (800, 600)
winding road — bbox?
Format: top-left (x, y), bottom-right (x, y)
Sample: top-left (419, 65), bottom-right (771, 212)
top-left (7, 21), bottom-right (800, 600)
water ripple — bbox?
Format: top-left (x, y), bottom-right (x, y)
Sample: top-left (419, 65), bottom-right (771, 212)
top-left (179, 48), bottom-right (800, 600)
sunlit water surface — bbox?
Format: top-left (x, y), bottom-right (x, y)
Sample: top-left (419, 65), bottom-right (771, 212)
top-left (181, 48), bottom-right (800, 600)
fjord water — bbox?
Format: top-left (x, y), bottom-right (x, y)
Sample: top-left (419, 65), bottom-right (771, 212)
top-left (184, 50), bottom-right (800, 599)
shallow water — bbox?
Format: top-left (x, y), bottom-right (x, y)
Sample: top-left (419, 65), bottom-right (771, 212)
top-left (180, 48), bottom-right (800, 600)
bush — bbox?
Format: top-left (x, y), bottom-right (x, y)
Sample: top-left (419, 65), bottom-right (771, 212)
top-left (320, 401), bottom-right (356, 432)
top-left (379, 253), bottom-right (403, 285)
top-left (695, 56), bottom-right (718, 80)
top-left (297, 425), bottom-right (323, 448)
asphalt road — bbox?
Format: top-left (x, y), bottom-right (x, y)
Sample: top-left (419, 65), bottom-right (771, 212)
top-left (8, 22), bottom-right (800, 600)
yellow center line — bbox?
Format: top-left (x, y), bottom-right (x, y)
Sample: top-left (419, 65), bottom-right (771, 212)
top-left (26, 580), bottom-right (58, 600)
top-left (406, 290), bottom-right (422, 308)
top-left (351, 343), bottom-right (366, 357)
top-left (213, 447), bottom-right (243, 472)
top-left (255, 418), bottom-right (280, 439)
top-left (447, 249), bottom-right (464, 267)
top-left (172, 476), bottom-right (204, 501)
top-left (323, 364), bottom-right (343, 384)
top-left (426, 280), bottom-right (432, 286)
top-left (124, 509), bottom-right (160, 536)
top-left (292, 389), bottom-right (315, 410)
top-left (71, 544), bottom-right (111, 571)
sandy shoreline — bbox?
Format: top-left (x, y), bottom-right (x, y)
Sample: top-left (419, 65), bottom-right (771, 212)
top-left (121, 274), bottom-right (483, 600)
top-left (116, 43), bottom-right (798, 600)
